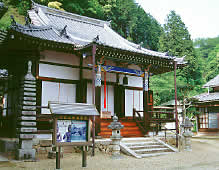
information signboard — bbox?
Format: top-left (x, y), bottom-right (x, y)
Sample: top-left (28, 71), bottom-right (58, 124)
top-left (56, 120), bottom-right (87, 143)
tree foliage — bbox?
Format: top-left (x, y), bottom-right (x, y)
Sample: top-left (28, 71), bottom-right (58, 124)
top-left (152, 11), bottom-right (203, 105)
top-left (0, 0), bottom-right (162, 50)
top-left (194, 37), bottom-right (219, 81)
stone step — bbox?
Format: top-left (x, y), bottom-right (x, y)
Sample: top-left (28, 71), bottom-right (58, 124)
top-left (124, 141), bottom-right (158, 146)
top-left (120, 137), bottom-right (176, 158)
top-left (129, 145), bottom-right (164, 149)
top-left (122, 137), bottom-right (153, 141)
top-left (135, 147), bottom-right (170, 153)
top-left (140, 152), bottom-right (174, 158)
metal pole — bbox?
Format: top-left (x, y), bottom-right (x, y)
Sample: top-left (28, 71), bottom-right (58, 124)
top-left (92, 44), bottom-right (96, 156)
top-left (174, 61), bottom-right (179, 147)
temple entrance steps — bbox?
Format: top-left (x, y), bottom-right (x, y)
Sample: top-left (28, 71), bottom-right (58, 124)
top-left (120, 137), bottom-right (178, 158)
top-left (98, 119), bottom-right (143, 138)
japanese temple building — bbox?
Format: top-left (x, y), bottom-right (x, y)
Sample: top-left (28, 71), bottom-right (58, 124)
top-left (0, 2), bottom-right (185, 139)
top-left (193, 74), bottom-right (219, 134)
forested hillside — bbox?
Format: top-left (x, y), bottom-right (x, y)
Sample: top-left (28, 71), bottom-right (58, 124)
top-left (0, 0), bottom-right (218, 106)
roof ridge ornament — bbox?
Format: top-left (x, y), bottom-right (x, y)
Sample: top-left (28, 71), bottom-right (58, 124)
top-left (93, 35), bottom-right (99, 43)
top-left (137, 42), bottom-right (143, 50)
top-left (25, 16), bottom-right (31, 27)
top-left (10, 15), bottom-right (17, 26)
top-left (60, 25), bottom-right (69, 39)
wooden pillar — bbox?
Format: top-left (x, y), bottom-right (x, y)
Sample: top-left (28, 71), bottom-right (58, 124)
top-left (95, 86), bottom-right (101, 135)
top-left (76, 56), bottom-right (87, 103)
top-left (174, 61), bottom-right (179, 147)
top-left (143, 70), bottom-right (150, 133)
top-left (92, 44), bottom-right (96, 156)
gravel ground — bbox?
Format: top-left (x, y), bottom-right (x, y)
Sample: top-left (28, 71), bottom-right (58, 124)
top-left (1, 138), bottom-right (219, 170)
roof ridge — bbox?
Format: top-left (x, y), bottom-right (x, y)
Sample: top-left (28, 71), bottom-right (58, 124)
top-left (31, 1), bottom-right (110, 27)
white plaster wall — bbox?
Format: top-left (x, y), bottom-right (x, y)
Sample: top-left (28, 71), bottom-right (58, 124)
top-left (125, 89), bottom-right (134, 117)
top-left (119, 74), bottom-right (143, 88)
top-left (87, 83), bottom-right (93, 104)
top-left (125, 89), bottom-right (143, 117)
top-left (40, 50), bottom-right (80, 65)
top-left (41, 81), bottom-right (76, 114)
top-left (39, 64), bottom-right (79, 80)
top-left (101, 85), bottom-right (114, 116)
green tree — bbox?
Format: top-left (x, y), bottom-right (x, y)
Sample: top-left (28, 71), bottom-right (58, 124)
top-left (131, 7), bottom-right (162, 50)
top-left (151, 10), bottom-right (203, 106)
top-left (158, 10), bottom-right (202, 84)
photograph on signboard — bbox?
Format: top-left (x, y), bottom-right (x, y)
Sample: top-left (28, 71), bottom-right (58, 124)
top-left (56, 120), bottom-right (87, 143)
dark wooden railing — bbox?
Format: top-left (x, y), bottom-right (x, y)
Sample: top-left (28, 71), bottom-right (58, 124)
top-left (133, 108), bottom-right (147, 135)
top-left (133, 107), bottom-right (176, 135)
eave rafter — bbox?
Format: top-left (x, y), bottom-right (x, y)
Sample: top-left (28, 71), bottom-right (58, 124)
top-left (95, 45), bottom-right (175, 75)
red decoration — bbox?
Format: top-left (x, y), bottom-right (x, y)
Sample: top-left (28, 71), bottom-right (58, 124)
top-left (104, 71), bottom-right (106, 109)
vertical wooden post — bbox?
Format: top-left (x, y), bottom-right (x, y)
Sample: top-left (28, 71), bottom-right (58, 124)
top-left (56, 146), bottom-right (61, 170)
top-left (92, 44), bottom-right (96, 156)
top-left (82, 146), bottom-right (87, 167)
top-left (143, 70), bottom-right (149, 132)
top-left (174, 61), bottom-right (179, 147)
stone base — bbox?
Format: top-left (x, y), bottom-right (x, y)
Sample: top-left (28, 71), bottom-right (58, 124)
top-left (16, 148), bottom-right (36, 160)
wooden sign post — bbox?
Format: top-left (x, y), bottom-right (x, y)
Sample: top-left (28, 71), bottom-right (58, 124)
top-left (49, 102), bottom-right (99, 169)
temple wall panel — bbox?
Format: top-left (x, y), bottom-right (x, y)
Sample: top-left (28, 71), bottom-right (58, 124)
top-left (102, 72), bottom-right (117, 83)
top-left (82, 55), bottom-right (92, 67)
top-left (83, 69), bottom-right (92, 80)
top-left (125, 89), bottom-right (143, 116)
top-left (39, 63), bottom-right (79, 80)
top-left (101, 85), bottom-right (114, 116)
top-left (119, 74), bottom-right (143, 88)
top-left (40, 50), bottom-right (79, 65)
top-left (41, 81), bottom-right (76, 114)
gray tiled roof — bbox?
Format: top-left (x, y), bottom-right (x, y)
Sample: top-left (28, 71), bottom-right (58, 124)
top-left (28, 2), bottom-right (182, 61)
top-left (193, 92), bottom-right (219, 103)
top-left (10, 23), bottom-right (77, 45)
top-left (203, 74), bottom-right (219, 88)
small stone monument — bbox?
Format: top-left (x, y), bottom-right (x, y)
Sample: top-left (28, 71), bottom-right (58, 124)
top-left (108, 115), bottom-right (124, 159)
top-left (181, 117), bottom-right (193, 151)
top-left (16, 61), bottom-right (37, 160)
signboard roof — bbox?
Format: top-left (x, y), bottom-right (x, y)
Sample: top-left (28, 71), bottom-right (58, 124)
top-left (49, 102), bottom-right (99, 116)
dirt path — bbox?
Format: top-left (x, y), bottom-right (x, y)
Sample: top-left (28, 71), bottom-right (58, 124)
top-left (1, 138), bottom-right (219, 170)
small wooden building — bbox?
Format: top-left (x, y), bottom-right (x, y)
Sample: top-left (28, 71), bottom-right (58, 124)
top-left (0, 2), bottom-right (185, 138)
top-left (193, 75), bottom-right (219, 134)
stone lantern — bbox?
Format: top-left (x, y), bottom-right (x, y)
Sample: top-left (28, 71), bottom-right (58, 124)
top-left (108, 115), bottom-right (124, 159)
top-left (181, 117), bottom-right (193, 151)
